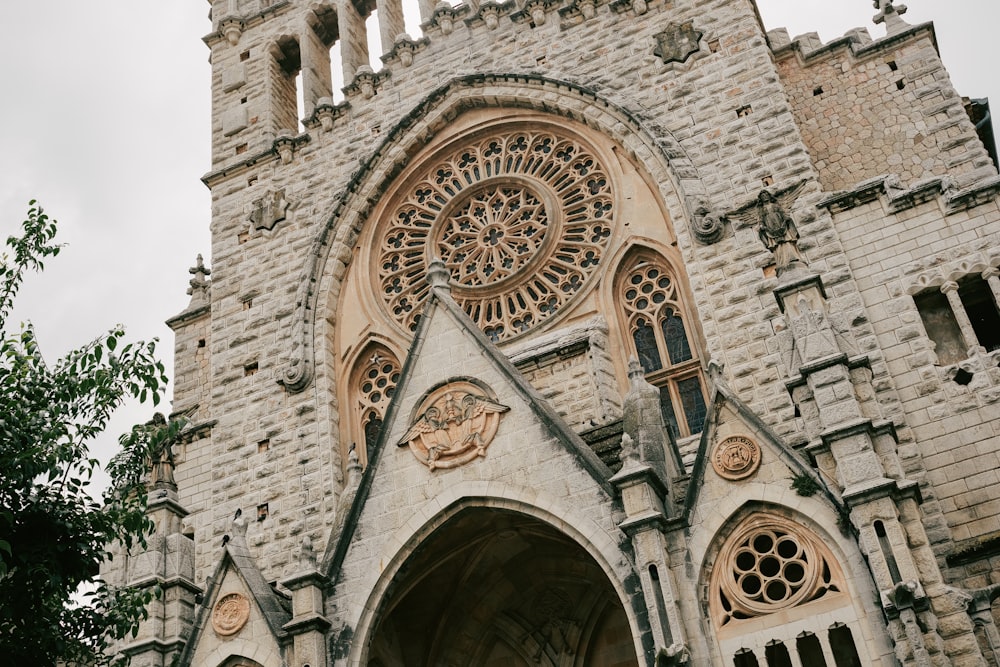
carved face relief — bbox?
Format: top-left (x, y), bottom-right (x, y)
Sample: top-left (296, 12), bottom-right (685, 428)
top-left (212, 592), bottom-right (251, 637)
top-left (376, 129), bottom-right (615, 343)
top-left (397, 381), bottom-right (509, 470)
top-left (711, 435), bottom-right (761, 481)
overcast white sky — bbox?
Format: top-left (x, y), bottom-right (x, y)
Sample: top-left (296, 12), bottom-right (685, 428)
top-left (0, 1), bottom-right (996, 475)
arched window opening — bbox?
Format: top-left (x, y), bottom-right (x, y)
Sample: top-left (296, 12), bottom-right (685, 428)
top-left (309, 6), bottom-right (343, 104)
top-left (618, 255), bottom-right (707, 439)
top-left (350, 344), bottom-right (401, 467)
top-left (828, 623), bottom-right (862, 667)
top-left (271, 37), bottom-right (301, 133)
top-left (796, 631), bottom-right (827, 666)
top-left (764, 639), bottom-right (793, 667)
top-left (734, 647), bottom-right (760, 667)
top-left (874, 520), bottom-right (902, 584)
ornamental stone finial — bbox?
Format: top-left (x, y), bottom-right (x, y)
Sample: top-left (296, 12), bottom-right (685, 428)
top-left (873, 0), bottom-right (909, 35)
top-left (187, 254), bottom-right (211, 298)
top-left (426, 257), bottom-right (452, 291)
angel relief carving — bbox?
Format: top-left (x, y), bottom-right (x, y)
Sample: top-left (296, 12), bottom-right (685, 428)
top-left (398, 381), bottom-right (510, 470)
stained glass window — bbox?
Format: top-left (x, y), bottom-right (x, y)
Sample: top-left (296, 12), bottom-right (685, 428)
top-left (619, 254), bottom-right (706, 438)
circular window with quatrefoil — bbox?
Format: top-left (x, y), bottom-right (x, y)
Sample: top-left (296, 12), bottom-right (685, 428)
top-left (375, 127), bottom-right (615, 343)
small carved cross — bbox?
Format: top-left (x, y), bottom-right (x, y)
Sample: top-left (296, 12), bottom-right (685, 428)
top-left (873, 0), bottom-right (909, 34)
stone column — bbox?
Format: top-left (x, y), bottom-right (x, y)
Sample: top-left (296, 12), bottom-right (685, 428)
top-left (300, 21), bottom-right (333, 117)
top-left (610, 432), bottom-right (688, 663)
top-left (280, 538), bottom-right (332, 667)
top-left (940, 281), bottom-right (981, 354)
top-left (376, 0), bottom-right (406, 58)
top-left (773, 268), bottom-right (958, 666)
top-left (118, 485), bottom-right (199, 667)
top-left (336, 0), bottom-right (370, 84)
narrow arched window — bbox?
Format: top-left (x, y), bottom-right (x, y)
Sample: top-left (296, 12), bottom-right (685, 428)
top-left (828, 623), bottom-right (863, 667)
top-left (618, 254), bottom-right (707, 439)
top-left (350, 344), bottom-right (401, 467)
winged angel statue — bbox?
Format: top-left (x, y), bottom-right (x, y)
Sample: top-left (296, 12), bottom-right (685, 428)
top-left (728, 181), bottom-right (809, 276)
top-left (398, 385), bottom-right (510, 470)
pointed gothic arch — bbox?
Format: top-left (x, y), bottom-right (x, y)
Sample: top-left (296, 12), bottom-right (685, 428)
top-left (340, 339), bottom-right (403, 469)
top-left (360, 506), bottom-right (639, 667)
top-left (284, 73), bottom-right (707, 395)
top-left (609, 244), bottom-right (708, 439)
top-left (335, 484), bottom-right (652, 666)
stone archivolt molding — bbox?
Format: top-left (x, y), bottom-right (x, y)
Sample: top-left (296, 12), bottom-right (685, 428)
top-left (375, 127), bottom-right (615, 343)
top-left (397, 380), bottom-right (510, 470)
top-left (710, 514), bottom-right (844, 629)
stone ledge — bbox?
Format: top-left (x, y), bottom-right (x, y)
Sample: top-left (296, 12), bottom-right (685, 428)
top-left (818, 173), bottom-right (1000, 216)
top-left (945, 529), bottom-right (1000, 567)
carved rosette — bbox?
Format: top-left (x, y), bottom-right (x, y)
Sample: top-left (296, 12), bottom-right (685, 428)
top-left (212, 592), bottom-right (251, 637)
top-left (397, 381), bottom-right (509, 470)
top-left (376, 129), bottom-right (615, 343)
top-left (711, 435), bottom-right (761, 481)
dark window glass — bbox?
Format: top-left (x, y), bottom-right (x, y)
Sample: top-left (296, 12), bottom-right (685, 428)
top-left (658, 385), bottom-right (680, 441)
top-left (364, 412), bottom-right (383, 454)
top-left (796, 633), bottom-right (827, 667)
top-left (829, 623), bottom-right (863, 667)
top-left (959, 278), bottom-right (1000, 352)
top-left (661, 309), bottom-right (693, 364)
top-left (734, 648), bottom-right (760, 667)
top-left (764, 641), bottom-right (793, 667)
top-left (678, 376), bottom-right (707, 434)
top-left (634, 318), bottom-right (662, 372)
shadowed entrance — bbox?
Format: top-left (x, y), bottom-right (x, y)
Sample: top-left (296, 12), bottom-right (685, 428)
top-left (366, 507), bottom-right (637, 667)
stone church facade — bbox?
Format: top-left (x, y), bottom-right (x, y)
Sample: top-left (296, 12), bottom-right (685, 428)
top-left (104, 0), bottom-right (1000, 665)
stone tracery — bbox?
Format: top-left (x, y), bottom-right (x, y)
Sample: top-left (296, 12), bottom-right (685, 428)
top-left (377, 129), bottom-right (615, 342)
top-left (711, 516), bottom-right (843, 628)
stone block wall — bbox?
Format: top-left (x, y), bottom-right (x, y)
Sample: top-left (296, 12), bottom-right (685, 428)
top-left (179, 0), bottom-right (830, 584)
top-left (773, 24), bottom-right (996, 193)
top-left (826, 188), bottom-right (1000, 589)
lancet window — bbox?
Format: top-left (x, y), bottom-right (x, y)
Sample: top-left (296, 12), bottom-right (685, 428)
top-left (350, 344), bottom-right (401, 465)
top-left (618, 254), bottom-right (707, 439)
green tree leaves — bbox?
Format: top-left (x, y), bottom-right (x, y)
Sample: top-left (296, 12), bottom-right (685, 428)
top-left (0, 204), bottom-right (172, 665)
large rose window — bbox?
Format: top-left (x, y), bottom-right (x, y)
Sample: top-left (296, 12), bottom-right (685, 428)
top-left (376, 130), bottom-right (614, 342)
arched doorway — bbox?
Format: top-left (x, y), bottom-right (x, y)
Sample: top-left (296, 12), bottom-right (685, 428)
top-left (366, 507), bottom-right (638, 667)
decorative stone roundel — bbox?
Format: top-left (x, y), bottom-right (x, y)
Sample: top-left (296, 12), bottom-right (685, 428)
top-left (397, 380), bottom-right (509, 470)
top-left (711, 435), bottom-right (761, 481)
top-left (212, 592), bottom-right (250, 637)
top-left (377, 130), bottom-right (615, 342)
top-left (713, 517), bottom-right (841, 627)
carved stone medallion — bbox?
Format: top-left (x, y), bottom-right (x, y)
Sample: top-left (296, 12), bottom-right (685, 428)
top-left (212, 592), bottom-right (250, 636)
top-left (653, 21), bottom-right (703, 65)
top-left (711, 435), bottom-right (761, 481)
top-left (398, 381), bottom-right (509, 470)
